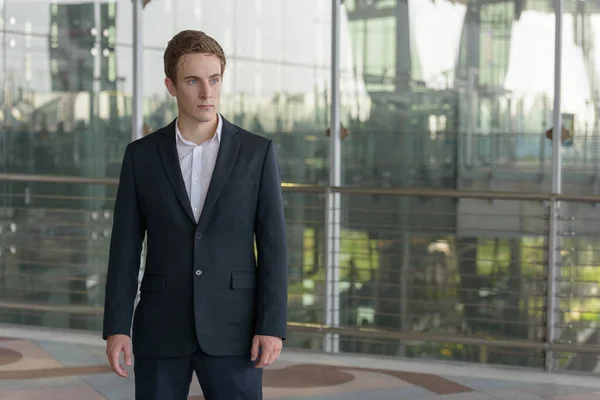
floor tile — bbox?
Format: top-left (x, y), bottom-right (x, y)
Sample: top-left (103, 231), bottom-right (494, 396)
top-left (520, 384), bottom-right (598, 398)
top-left (80, 373), bottom-right (135, 400)
top-left (0, 340), bottom-right (62, 371)
top-left (552, 392), bottom-right (600, 400)
top-left (419, 392), bottom-right (499, 400)
top-left (0, 384), bottom-right (107, 400)
top-left (441, 375), bottom-right (530, 391)
top-left (0, 375), bottom-right (81, 391)
top-left (35, 340), bottom-right (103, 367)
top-left (276, 386), bottom-right (435, 400)
top-left (484, 388), bottom-right (546, 400)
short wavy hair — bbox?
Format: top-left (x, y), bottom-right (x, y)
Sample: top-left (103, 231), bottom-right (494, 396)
top-left (163, 30), bottom-right (226, 84)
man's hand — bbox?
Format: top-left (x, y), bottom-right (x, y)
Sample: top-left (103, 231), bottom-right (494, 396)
top-left (106, 334), bottom-right (133, 377)
top-left (251, 335), bottom-right (282, 368)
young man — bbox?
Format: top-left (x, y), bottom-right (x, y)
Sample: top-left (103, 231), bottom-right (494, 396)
top-left (102, 30), bottom-right (288, 399)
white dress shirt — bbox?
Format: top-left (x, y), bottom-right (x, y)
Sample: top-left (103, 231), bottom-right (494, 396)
top-left (175, 115), bottom-right (223, 222)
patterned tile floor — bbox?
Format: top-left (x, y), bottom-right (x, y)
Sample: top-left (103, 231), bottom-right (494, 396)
top-left (1, 325), bottom-right (600, 399)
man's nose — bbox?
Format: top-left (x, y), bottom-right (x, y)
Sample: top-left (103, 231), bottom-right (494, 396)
top-left (199, 82), bottom-right (211, 98)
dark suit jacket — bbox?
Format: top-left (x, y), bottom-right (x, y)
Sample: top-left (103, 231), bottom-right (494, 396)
top-left (102, 117), bottom-right (288, 358)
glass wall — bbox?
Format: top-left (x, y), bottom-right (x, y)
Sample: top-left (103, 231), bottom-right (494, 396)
top-left (334, 0), bottom-right (600, 372)
top-left (555, 0), bottom-right (600, 373)
top-left (0, 0), bottom-right (132, 329)
top-left (1, 0), bottom-right (133, 178)
top-left (1, 0), bottom-right (600, 374)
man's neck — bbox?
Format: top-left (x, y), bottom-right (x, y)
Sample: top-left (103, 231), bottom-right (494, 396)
top-left (177, 115), bottom-right (219, 145)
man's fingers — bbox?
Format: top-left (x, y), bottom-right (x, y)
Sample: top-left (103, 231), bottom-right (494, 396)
top-left (124, 344), bottom-right (133, 367)
top-left (107, 345), bottom-right (128, 377)
top-left (254, 352), bottom-right (267, 368)
top-left (266, 346), bottom-right (282, 367)
top-left (250, 336), bottom-right (260, 361)
top-left (265, 343), bottom-right (283, 367)
top-left (273, 348), bottom-right (282, 363)
top-left (255, 345), bottom-right (273, 368)
top-left (105, 335), bottom-right (132, 378)
top-left (111, 351), bottom-right (129, 377)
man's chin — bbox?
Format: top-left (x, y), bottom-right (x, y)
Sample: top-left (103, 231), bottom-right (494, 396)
top-left (193, 111), bottom-right (217, 123)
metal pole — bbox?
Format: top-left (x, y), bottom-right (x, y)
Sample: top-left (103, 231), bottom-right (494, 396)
top-left (546, 0), bottom-right (563, 373)
top-left (131, 0), bottom-right (146, 292)
top-left (132, 0), bottom-right (144, 141)
top-left (324, 0), bottom-right (341, 354)
top-left (399, 220), bottom-right (409, 357)
top-left (466, 67), bottom-right (477, 167)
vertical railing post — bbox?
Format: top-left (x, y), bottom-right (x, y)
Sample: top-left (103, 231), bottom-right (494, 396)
top-left (132, 0), bottom-right (144, 142)
top-left (324, 0), bottom-right (342, 353)
top-left (546, 0), bottom-right (564, 373)
top-left (132, 0), bottom-right (145, 301)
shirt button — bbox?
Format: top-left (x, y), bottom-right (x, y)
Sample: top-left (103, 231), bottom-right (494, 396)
top-left (195, 270), bottom-right (203, 276)
top-left (195, 233), bottom-right (202, 239)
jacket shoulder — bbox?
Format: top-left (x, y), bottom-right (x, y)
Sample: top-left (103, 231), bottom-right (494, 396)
top-left (235, 127), bottom-right (272, 149)
top-left (126, 127), bottom-right (165, 154)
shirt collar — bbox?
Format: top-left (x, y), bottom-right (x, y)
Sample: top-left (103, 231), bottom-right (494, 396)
top-left (175, 114), bottom-right (222, 146)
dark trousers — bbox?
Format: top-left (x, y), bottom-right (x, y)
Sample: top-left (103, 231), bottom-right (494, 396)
top-left (134, 346), bottom-right (263, 400)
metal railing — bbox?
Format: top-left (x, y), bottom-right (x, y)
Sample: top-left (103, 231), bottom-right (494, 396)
top-left (2, 174), bottom-right (600, 373)
top-left (3, 129), bottom-right (600, 190)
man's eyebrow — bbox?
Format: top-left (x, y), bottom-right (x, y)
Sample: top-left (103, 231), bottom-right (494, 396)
top-left (183, 74), bottom-right (222, 80)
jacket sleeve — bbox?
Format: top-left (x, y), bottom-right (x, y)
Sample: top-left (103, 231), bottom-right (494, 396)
top-left (254, 141), bottom-right (288, 339)
top-left (102, 144), bottom-right (146, 339)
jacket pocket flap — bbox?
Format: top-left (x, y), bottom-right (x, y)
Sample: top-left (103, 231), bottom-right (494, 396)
top-left (231, 271), bottom-right (256, 289)
top-left (140, 274), bottom-right (165, 292)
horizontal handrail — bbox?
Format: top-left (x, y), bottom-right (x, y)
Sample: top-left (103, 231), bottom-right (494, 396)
top-left (2, 173), bottom-right (600, 203)
top-left (286, 323), bottom-right (600, 354)
top-left (0, 301), bottom-right (104, 316)
top-left (0, 300), bottom-right (599, 354)
top-left (0, 173), bottom-right (118, 186)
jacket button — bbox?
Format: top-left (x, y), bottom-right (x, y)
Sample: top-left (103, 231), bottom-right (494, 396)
top-left (195, 232), bottom-right (202, 239)
top-left (195, 270), bottom-right (203, 276)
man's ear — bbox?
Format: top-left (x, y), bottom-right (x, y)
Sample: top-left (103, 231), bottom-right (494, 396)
top-left (165, 78), bottom-right (177, 97)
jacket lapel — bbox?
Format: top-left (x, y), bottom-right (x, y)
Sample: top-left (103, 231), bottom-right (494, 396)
top-left (157, 119), bottom-right (196, 223)
top-left (197, 117), bottom-right (240, 231)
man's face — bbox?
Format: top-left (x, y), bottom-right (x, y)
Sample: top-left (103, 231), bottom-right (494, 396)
top-left (165, 53), bottom-right (222, 124)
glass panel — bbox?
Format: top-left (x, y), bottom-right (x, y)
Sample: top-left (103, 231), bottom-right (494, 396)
top-left (0, 180), bottom-right (114, 330)
top-left (337, 193), bottom-right (549, 368)
top-left (283, 189), bottom-right (326, 351)
top-left (557, 1), bottom-right (600, 189)
top-left (0, 0), bottom-right (132, 329)
top-left (552, 0), bottom-right (600, 373)
top-left (340, 0), bottom-right (561, 190)
top-left (1, 0), bottom-right (133, 178)
top-left (555, 201), bottom-right (600, 373)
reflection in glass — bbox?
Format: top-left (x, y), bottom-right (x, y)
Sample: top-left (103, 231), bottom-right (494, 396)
top-left (0, 1), bottom-right (132, 331)
top-left (1, 1), bottom-right (133, 179)
top-left (337, 0), bottom-right (600, 371)
top-left (336, 194), bottom-right (548, 368)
